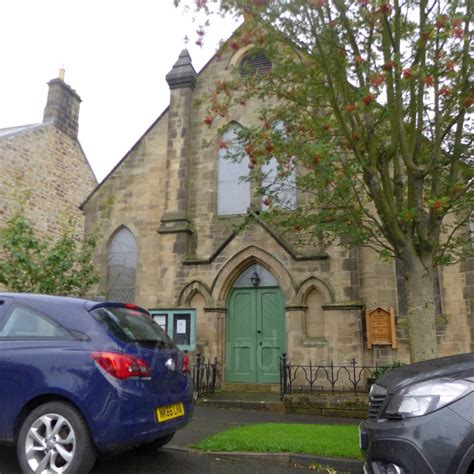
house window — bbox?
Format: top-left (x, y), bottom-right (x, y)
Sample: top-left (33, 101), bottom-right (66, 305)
top-left (239, 51), bottom-right (272, 77)
top-left (217, 125), bottom-right (250, 215)
top-left (395, 259), bottom-right (442, 316)
top-left (107, 228), bottom-right (137, 303)
top-left (149, 310), bottom-right (196, 351)
top-left (261, 121), bottom-right (296, 210)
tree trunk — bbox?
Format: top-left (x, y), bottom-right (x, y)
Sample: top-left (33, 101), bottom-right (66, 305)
top-left (404, 255), bottom-right (438, 362)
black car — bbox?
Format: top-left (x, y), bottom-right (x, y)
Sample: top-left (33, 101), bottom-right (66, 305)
top-left (360, 353), bottom-right (474, 474)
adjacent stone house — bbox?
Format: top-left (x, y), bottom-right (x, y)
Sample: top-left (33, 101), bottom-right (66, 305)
top-left (82, 45), bottom-right (473, 388)
top-left (0, 72), bottom-right (97, 241)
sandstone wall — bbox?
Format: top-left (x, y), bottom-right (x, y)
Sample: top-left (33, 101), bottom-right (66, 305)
top-left (0, 124), bottom-right (96, 240)
top-left (83, 44), bottom-right (473, 387)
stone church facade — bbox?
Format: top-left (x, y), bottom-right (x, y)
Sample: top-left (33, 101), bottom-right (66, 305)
top-left (82, 46), bottom-right (473, 387)
top-left (0, 73), bottom-right (97, 241)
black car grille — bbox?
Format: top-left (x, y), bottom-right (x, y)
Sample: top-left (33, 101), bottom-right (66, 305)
top-left (368, 393), bottom-right (386, 420)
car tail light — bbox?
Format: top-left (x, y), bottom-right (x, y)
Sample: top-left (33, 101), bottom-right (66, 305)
top-left (182, 354), bottom-right (190, 373)
top-left (92, 352), bottom-right (151, 379)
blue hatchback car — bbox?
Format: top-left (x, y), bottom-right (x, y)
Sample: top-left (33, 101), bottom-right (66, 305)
top-left (0, 293), bottom-right (194, 474)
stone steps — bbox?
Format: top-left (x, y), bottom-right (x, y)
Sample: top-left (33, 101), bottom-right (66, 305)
top-left (220, 382), bottom-right (281, 393)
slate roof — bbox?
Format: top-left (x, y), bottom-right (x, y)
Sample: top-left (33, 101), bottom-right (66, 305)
top-left (0, 123), bottom-right (44, 138)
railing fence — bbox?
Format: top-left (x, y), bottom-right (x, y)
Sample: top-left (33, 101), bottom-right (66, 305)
top-left (280, 353), bottom-right (377, 400)
top-left (192, 353), bottom-right (218, 396)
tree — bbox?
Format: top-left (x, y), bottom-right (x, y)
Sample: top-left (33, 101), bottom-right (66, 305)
top-left (177, 0), bottom-right (473, 362)
top-left (0, 206), bottom-right (100, 297)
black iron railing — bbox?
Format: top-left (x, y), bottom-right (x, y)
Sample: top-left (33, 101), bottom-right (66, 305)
top-left (280, 353), bottom-right (377, 400)
top-left (192, 353), bottom-right (218, 396)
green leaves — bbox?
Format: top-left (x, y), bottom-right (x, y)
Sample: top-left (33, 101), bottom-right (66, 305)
top-left (198, 0), bottom-right (472, 260)
top-left (0, 208), bottom-right (99, 297)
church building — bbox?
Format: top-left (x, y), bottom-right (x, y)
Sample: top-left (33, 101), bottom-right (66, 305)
top-left (81, 44), bottom-right (473, 387)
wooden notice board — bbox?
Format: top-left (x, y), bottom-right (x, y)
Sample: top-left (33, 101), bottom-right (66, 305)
top-left (366, 307), bottom-right (397, 349)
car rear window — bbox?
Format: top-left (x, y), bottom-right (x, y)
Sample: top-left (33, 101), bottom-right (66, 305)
top-left (91, 306), bottom-right (176, 349)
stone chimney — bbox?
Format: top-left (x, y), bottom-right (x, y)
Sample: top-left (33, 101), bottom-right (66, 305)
top-left (43, 70), bottom-right (82, 140)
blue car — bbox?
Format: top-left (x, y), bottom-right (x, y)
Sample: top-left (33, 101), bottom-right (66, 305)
top-left (0, 293), bottom-right (194, 474)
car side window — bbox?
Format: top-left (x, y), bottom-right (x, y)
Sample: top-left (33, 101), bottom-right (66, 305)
top-left (0, 306), bottom-right (70, 339)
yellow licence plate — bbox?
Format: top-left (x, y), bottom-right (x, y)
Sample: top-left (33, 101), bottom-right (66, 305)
top-left (156, 403), bottom-right (185, 422)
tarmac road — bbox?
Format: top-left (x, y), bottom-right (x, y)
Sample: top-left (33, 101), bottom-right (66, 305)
top-left (0, 445), bottom-right (321, 473)
top-left (0, 406), bottom-right (359, 473)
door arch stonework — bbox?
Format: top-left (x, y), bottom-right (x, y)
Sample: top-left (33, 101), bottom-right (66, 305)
top-left (211, 245), bottom-right (295, 306)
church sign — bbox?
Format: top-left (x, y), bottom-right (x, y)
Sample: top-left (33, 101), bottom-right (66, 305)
top-left (366, 307), bottom-right (397, 349)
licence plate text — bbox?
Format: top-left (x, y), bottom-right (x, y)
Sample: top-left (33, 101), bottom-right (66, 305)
top-left (156, 403), bottom-right (185, 422)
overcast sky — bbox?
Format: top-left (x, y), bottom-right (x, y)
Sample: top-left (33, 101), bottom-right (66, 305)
top-left (0, 0), bottom-right (239, 181)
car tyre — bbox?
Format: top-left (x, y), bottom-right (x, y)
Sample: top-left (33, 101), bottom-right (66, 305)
top-left (17, 401), bottom-right (96, 474)
top-left (138, 432), bottom-right (175, 451)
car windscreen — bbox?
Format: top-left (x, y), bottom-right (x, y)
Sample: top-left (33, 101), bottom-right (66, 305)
top-left (91, 306), bottom-right (176, 349)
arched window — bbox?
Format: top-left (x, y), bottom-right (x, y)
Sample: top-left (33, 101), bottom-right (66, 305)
top-left (107, 228), bottom-right (137, 303)
top-left (261, 121), bottom-right (296, 210)
top-left (217, 125), bottom-right (250, 215)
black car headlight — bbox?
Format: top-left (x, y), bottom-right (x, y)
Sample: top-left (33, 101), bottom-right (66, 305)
top-left (385, 378), bottom-right (473, 418)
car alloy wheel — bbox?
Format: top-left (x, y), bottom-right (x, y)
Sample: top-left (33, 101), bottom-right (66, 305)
top-left (17, 401), bottom-right (96, 474)
top-left (25, 413), bottom-right (76, 473)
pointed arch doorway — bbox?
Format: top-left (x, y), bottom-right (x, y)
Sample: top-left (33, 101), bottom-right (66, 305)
top-left (225, 264), bottom-right (286, 384)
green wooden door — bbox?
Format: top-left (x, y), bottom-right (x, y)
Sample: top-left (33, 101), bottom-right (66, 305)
top-left (226, 287), bottom-right (285, 383)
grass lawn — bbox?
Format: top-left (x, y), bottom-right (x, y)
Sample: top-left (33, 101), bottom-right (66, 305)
top-left (191, 423), bottom-right (363, 460)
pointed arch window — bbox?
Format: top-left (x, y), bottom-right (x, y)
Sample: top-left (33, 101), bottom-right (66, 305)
top-left (217, 125), bottom-right (250, 215)
top-left (261, 121), bottom-right (296, 210)
top-left (107, 228), bottom-right (137, 303)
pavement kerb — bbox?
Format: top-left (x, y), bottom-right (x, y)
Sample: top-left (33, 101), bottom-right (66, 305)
top-left (165, 445), bottom-right (363, 473)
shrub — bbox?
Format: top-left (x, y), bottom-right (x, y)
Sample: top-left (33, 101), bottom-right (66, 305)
top-left (373, 361), bottom-right (406, 380)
